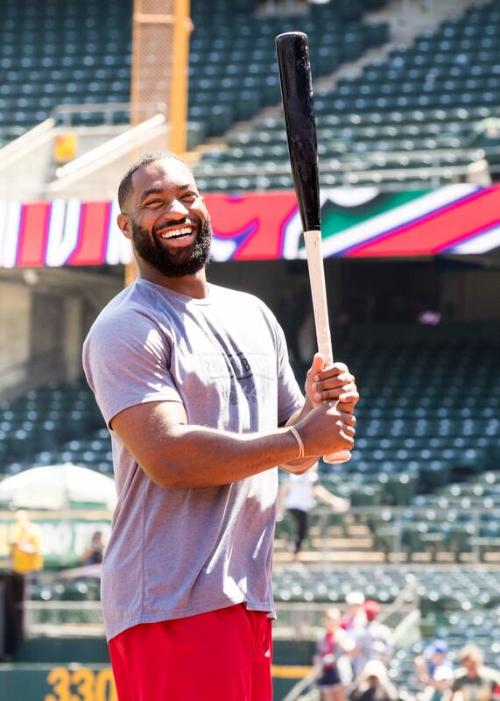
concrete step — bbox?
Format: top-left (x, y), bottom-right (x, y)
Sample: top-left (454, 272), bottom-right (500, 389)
top-left (274, 550), bottom-right (387, 564)
top-left (309, 537), bottom-right (374, 550)
top-left (275, 536), bottom-right (375, 552)
top-left (308, 524), bottom-right (372, 538)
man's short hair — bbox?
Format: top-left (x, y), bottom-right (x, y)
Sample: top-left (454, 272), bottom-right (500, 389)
top-left (117, 151), bottom-right (183, 211)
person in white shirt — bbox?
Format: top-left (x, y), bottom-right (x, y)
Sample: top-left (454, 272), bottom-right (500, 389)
top-left (278, 462), bottom-right (350, 557)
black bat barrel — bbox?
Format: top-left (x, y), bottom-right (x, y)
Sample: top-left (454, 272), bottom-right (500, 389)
top-left (275, 32), bottom-right (320, 232)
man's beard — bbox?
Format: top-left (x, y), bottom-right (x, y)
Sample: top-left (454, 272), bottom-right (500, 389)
top-left (131, 215), bottom-right (212, 278)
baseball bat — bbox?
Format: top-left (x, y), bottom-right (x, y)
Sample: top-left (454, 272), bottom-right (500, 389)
top-left (275, 31), bottom-right (350, 464)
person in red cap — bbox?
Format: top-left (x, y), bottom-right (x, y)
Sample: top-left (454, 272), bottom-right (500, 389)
top-left (349, 599), bottom-right (394, 679)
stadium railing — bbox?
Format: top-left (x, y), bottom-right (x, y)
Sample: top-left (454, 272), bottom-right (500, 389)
top-left (0, 119), bottom-right (58, 200)
top-left (52, 102), bottom-right (132, 128)
top-left (276, 505), bottom-right (500, 565)
top-left (193, 155), bottom-right (491, 191)
top-left (0, 118), bottom-right (56, 169)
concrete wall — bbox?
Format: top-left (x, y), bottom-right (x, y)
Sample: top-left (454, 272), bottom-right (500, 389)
top-left (0, 281), bottom-right (31, 392)
top-left (441, 269), bottom-right (500, 322)
top-left (0, 269), bottom-right (121, 399)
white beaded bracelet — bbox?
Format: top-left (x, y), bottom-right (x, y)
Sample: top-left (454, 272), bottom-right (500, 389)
top-left (288, 425), bottom-right (305, 460)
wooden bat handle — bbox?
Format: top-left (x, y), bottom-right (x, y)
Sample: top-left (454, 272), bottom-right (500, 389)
top-left (304, 230), bottom-right (351, 465)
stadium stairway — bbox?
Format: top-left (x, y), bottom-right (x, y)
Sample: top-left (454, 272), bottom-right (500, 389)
top-left (275, 473), bottom-right (500, 566)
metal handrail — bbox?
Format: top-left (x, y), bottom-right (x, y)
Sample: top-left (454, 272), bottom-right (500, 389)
top-left (0, 118), bottom-right (56, 171)
top-left (51, 101), bottom-right (164, 126)
top-left (194, 157), bottom-right (486, 177)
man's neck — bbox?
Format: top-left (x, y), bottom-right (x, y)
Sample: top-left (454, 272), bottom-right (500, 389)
top-left (139, 266), bottom-right (209, 299)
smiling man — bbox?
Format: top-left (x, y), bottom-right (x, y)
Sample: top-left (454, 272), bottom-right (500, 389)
top-left (117, 153), bottom-right (212, 284)
top-left (82, 151), bottom-right (359, 701)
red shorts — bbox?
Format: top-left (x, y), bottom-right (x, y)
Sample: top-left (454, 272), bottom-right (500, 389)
top-left (109, 604), bottom-right (273, 701)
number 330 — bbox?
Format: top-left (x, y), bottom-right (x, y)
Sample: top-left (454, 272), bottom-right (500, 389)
top-left (45, 666), bottom-right (117, 701)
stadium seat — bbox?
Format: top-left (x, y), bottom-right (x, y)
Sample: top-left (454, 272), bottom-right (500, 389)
top-left (194, 0), bottom-right (500, 188)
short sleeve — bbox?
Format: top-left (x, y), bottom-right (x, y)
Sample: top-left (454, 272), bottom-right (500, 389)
top-left (82, 308), bottom-right (183, 427)
top-left (263, 304), bottom-right (304, 425)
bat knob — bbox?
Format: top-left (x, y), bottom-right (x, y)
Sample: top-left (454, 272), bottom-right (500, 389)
top-left (323, 450), bottom-right (351, 465)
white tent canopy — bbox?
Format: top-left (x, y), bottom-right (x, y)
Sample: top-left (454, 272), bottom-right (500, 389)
top-left (0, 463), bottom-right (116, 511)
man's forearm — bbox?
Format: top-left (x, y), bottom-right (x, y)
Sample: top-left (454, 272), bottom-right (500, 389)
top-left (112, 395), bottom-right (354, 488)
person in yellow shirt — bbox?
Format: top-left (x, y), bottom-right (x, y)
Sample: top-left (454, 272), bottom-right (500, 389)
top-left (4, 511), bottom-right (43, 659)
top-left (8, 510), bottom-right (43, 576)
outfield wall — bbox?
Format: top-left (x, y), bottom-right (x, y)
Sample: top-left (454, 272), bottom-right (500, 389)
top-left (0, 637), bottom-right (316, 700)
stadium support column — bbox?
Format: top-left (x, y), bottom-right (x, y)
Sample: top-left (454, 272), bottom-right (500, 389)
top-left (130, 0), bottom-right (191, 135)
top-left (169, 0), bottom-right (191, 154)
top-left (126, 0), bottom-right (192, 286)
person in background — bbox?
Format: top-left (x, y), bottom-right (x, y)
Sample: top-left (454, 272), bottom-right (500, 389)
top-left (423, 664), bottom-right (454, 701)
top-left (349, 600), bottom-right (394, 679)
top-left (449, 644), bottom-right (500, 701)
top-left (341, 591), bottom-right (367, 632)
top-left (348, 660), bottom-right (399, 701)
top-left (315, 607), bottom-right (351, 701)
top-left (278, 461), bottom-right (350, 558)
top-left (414, 639), bottom-right (453, 690)
top-left (8, 510), bottom-right (43, 581)
top-left (81, 530), bottom-right (106, 566)
top-left (5, 510), bottom-right (44, 658)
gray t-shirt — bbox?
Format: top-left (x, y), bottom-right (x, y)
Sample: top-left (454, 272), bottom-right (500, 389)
top-left (82, 278), bottom-right (304, 640)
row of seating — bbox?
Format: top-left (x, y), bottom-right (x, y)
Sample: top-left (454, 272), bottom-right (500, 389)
top-left (195, 0), bottom-right (500, 189)
top-left (30, 565), bottom-right (500, 608)
top-left (0, 0), bottom-right (132, 142)
top-left (2, 327), bottom-right (499, 502)
top-left (0, 0), bottom-right (389, 145)
top-left (0, 378), bottom-right (103, 470)
top-left (26, 565), bottom-right (500, 694)
top-left (393, 613), bottom-right (500, 696)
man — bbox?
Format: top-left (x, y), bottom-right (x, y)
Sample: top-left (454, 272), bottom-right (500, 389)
top-left (449, 644), bottom-right (500, 701)
top-left (82, 151), bottom-right (358, 700)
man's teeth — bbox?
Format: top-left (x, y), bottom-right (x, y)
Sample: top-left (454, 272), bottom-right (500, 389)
top-left (158, 227), bottom-right (192, 240)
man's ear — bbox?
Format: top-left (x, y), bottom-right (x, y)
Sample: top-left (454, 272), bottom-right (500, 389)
top-left (117, 213), bottom-right (132, 240)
